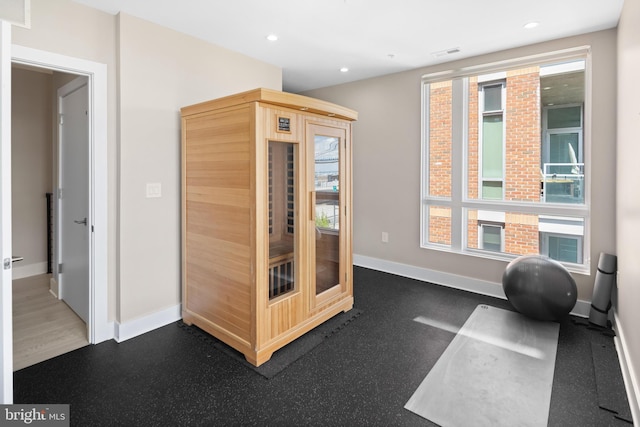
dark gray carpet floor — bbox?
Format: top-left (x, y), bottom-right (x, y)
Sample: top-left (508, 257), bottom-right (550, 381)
top-left (13, 266), bottom-right (633, 426)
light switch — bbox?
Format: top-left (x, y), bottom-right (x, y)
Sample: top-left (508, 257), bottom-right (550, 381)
top-left (146, 182), bottom-right (162, 198)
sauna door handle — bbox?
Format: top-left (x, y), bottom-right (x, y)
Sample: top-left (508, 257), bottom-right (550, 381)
top-left (310, 191), bottom-right (316, 221)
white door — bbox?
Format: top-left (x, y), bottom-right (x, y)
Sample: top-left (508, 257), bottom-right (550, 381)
top-left (58, 77), bottom-right (90, 323)
top-left (0, 20), bottom-right (13, 404)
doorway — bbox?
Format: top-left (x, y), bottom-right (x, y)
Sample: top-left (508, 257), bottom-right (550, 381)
top-left (11, 65), bottom-right (90, 370)
top-left (9, 44), bottom-right (110, 343)
top-left (1, 44), bottom-right (110, 402)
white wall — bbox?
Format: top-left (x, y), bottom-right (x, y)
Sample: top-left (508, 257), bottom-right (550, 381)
top-left (304, 29), bottom-right (617, 303)
top-left (117, 12), bottom-right (282, 323)
top-left (11, 67), bottom-right (52, 279)
top-left (616, 0), bottom-right (640, 417)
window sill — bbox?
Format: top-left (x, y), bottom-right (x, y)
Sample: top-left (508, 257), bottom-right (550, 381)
top-left (420, 244), bottom-right (591, 276)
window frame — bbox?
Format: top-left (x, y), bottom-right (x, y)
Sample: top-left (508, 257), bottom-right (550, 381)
top-left (478, 81), bottom-right (506, 201)
top-left (478, 221), bottom-right (505, 252)
top-left (542, 103), bottom-right (584, 168)
top-left (420, 47), bottom-right (592, 273)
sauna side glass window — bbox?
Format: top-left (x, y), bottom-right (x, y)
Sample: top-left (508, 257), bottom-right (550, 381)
top-left (268, 141), bottom-right (297, 300)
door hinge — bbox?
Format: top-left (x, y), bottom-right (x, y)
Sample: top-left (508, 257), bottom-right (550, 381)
top-left (58, 188), bottom-right (63, 199)
top-left (58, 263), bottom-right (63, 274)
top-left (3, 258), bottom-right (10, 270)
top-left (59, 113), bottom-right (64, 125)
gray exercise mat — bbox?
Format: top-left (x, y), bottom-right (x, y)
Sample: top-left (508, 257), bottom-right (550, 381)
top-left (405, 304), bottom-right (559, 427)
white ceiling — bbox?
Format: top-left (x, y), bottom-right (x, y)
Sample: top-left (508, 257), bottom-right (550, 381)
top-left (73, 0), bottom-right (624, 93)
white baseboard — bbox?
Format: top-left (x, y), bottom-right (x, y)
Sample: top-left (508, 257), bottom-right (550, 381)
top-left (93, 320), bottom-right (115, 344)
top-left (12, 262), bottom-right (47, 280)
top-left (613, 310), bottom-right (639, 425)
top-left (114, 304), bottom-right (181, 343)
top-left (353, 254), bottom-right (591, 318)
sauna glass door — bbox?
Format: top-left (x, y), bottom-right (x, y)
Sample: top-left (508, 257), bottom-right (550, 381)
top-left (268, 141), bottom-right (297, 300)
top-left (308, 124), bottom-right (347, 302)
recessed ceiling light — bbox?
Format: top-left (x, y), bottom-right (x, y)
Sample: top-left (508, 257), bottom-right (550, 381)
top-left (524, 22), bottom-right (539, 29)
top-left (340, 67), bottom-right (349, 73)
top-left (266, 34), bottom-right (278, 41)
top-left (543, 86), bottom-right (552, 90)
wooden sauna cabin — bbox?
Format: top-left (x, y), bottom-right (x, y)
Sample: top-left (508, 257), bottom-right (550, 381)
top-left (181, 88), bottom-right (357, 366)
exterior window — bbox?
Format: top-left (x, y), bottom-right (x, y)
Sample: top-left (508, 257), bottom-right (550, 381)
top-left (540, 233), bottom-right (583, 264)
top-left (479, 223), bottom-right (503, 252)
top-left (542, 105), bottom-right (584, 204)
top-left (421, 52), bottom-right (590, 272)
top-left (479, 83), bottom-right (505, 200)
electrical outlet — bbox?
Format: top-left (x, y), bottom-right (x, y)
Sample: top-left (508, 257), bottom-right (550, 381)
top-left (381, 232), bottom-right (389, 243)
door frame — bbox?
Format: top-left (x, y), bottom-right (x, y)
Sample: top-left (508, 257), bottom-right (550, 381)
top-left (10, 44), bottom-right (110, 345)
top-left (1, 20), bottom-right (13, 404)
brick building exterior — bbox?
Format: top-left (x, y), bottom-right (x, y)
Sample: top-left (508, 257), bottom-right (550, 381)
top-left (428, 67), bottom-right (546, 255)
top-left (428, 80), bottom-right (452, 246)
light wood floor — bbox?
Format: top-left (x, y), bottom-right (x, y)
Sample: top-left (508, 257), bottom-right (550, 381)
top-left (13, 274), bottom-right (89, 371)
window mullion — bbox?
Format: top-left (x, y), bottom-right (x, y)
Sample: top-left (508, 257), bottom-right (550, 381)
top-left (450, 78), bottom-right (466, 251)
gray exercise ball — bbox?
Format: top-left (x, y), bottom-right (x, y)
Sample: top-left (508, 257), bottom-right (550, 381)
top-left (502, 255), bottom-right (577, 322)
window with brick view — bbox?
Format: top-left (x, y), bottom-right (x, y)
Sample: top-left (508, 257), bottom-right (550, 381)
top-left (421, 53), bottom-right (588, 269)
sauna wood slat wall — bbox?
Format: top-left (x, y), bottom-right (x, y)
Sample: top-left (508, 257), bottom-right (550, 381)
top-left (183, 106), bottom-right (254, 344)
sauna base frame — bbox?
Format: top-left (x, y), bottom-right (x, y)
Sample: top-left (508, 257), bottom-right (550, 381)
top-left (182, 297), bottom-right (353, 366)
